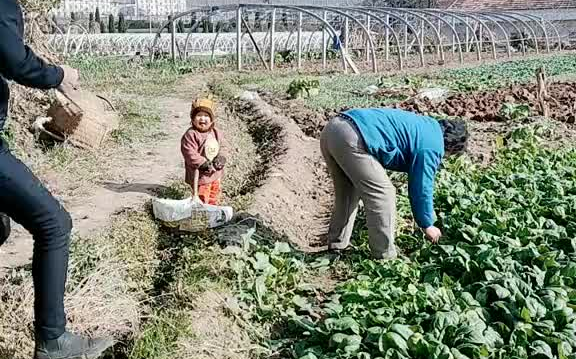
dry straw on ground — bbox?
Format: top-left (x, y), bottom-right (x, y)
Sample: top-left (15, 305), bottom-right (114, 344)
top-left (0, 210), bottom-right (160, 358)
top-left (0, 253), bottom-right (140, 359)
top-left (175, 290), bottom-right (262, 359)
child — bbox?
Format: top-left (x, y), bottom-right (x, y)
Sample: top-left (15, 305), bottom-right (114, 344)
top-left (181, 97), bottom-right (227, 205)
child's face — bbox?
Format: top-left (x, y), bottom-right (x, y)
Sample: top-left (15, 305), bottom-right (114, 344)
top-left (191, 111), bottom-right (213, 132)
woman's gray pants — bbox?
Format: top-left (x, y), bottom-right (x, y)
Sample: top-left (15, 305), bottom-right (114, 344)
top-left (320, 116), bottom-right (397, 259)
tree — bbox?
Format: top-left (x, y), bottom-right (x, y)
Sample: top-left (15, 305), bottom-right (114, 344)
top-left (89, 12), bottom-right (94, 32)
top-left (100, 20), bottom-right (106, 33)
top-left (95, 7), bottom-right (100, 23)
top-left (108, 14), bottom-right (115, 33)
top-left (118, 13), bottom-right (127, 33)
top-left (70, 12), bottom-right (76, 21)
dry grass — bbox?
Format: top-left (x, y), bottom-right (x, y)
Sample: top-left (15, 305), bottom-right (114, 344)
top-left (217, 104), bottom-right (259, 209)
top-left (175, 290), bottom-right (263, 359)
top-left (0, 247), bottom-right (140, 359)
top-left (0, 210), bottom-right (163, 359)
top-left (103, 211), bottom-right (163, 292)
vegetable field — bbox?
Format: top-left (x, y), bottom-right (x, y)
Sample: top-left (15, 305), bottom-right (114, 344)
top-left (4, 47), bottom-right (576, 359)
top-left (204, 55), bottom-right (576, 359)
top-left (224, 123), bottom-right (576, 359)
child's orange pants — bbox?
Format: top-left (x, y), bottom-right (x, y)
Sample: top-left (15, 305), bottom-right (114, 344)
top-left (196, 180), bottom-right (221, 205)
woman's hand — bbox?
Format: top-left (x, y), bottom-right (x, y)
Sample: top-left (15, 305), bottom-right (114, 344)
top-left (424, 226), bottom-right (442, 244)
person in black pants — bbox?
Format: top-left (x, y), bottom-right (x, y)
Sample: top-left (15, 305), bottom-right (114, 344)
top-left (0, 1), bottom-right (113, 358)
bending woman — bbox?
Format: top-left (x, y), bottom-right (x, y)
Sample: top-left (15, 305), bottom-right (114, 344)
top-left (320, 108), bottom-right (469, 259)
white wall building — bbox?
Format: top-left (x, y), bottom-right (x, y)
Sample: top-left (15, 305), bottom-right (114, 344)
top-left (53, 0), bottom-right (187, 17)
top-left (54, 0), bottom-right (357, 18)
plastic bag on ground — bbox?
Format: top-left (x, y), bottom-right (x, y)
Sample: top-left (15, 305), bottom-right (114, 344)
top-left (152, 196), bottom-right (234, 231)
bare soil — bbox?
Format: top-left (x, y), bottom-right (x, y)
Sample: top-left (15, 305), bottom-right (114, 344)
top-left (396, 82), bottom-right (576, 123)
top-left (231, 91), bottom-right (332, 251)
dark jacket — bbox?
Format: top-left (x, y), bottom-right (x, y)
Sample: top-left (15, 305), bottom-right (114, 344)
top-left (0, 0), bottom-right (64, 130)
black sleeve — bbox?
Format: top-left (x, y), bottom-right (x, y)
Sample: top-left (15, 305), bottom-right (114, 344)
top-left (0, 1), bottom-right (64, 89)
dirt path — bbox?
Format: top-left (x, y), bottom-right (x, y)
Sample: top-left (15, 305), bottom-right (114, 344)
top-left (0, 76), bottom-right (336, 274)
top-left (0, 96), bottom-right (192, 274)
top-left (232, 91), bottom-right (332, 251)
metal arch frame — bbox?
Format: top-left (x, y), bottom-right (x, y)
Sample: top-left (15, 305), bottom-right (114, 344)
top-left (458, 12), bottom-right (516, 57)
top-left (246, 4), bottom-right (348, 72)
top-left (495, 12), bottom-right (550, 52)
top-left (306, 28), bottom-right (318, 53)
top-left (396, 8), bottom-right (468, 63)
top-left (164, 5), bottom-right (348, 70)
top-left (237, 9), bottom-right (274, 65)
top-left (210, 20), bottom-right (226, 61)
top-left (320, 7), bottom-right (378, 72)
top-left (490, 12), bottom-right (543, 53)
top-left (404, 9), bottom-right (487, 62)
top-left (263, 6), bottom-right (378, 71)
top-left (371, 8), bottom-right (427, 66)
top-left (346, 8), bottom-right (404, 69)
top-left (63, 23), bottom-right (93, 56)
top-left (516, 13), bottom-right (557, 51)
top-left (358, 8), bottom-right (426, 66)
top-left (503, 12), bottom-right (560, 52)
top-left (403, 9), bottom-right (461, 62)
top-left (457, 12), bottom-right (514, 57)
top-left (151, 6), bottom-right (278, 65)
top-left (376, 8), bottom-right (447, 62)
top-left (284, 28), bottom-right (296, 50)
top-left (421, 9), bottom-right (484, 60)
top-left (523, 13), bottom-right (562, 50)
top-left (184, 9), bottom-right (248, 61)
top-left (389, 8), bottom-right (474, 62)
top-left (444, 11), bottom-right (499, 60)
top-left (53, 4), bottom-right (562, 73)
top-left (479, 11), bottom-right (541, 54)
top-left (182, 12), bottom-right (211, 60)
top-left (270, 8), bottom-right (377, 70)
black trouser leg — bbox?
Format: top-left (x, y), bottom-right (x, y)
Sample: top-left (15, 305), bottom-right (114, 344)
top-left (0, 140), bottom-right (70, 340)
top-left (0, 211), bottom-right (10, 246)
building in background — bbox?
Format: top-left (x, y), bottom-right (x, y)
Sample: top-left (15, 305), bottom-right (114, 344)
top-left (53, 0), bottom-right (356, 18)
top-left (52, 0), bottom-right (187, 18)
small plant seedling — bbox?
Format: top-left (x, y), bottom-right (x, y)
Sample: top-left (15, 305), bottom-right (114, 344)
top-left (287, 78), bottom-right (320, 100)
top-left (500, 102), bottom-right (531, 121)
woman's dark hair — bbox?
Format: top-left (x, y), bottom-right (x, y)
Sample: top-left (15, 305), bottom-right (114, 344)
top-left (439, 119), bottom-right (469, 155)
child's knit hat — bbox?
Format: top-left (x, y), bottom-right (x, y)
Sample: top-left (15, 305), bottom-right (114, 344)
top-left (191, 97), bottom-right (215, 121)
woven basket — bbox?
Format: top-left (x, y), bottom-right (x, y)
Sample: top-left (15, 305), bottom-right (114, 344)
top-left (47, 90), bottom-right (119, 150)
